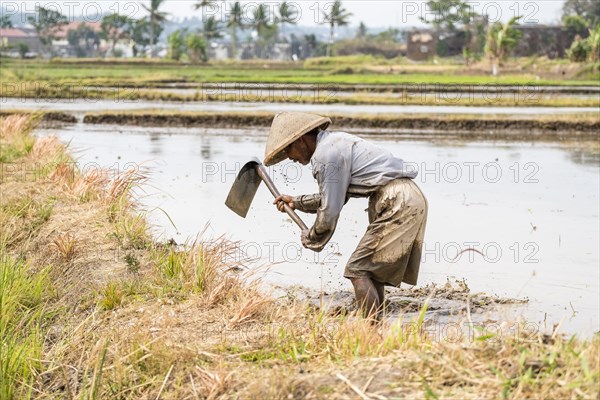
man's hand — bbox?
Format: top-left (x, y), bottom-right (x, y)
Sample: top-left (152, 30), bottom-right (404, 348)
top-left (273, 194), bottom-right (295, 213)
top-left (300, 229), bottom-right (310, 248)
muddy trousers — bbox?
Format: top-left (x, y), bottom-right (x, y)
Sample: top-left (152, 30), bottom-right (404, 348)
top-left (344, 178), bottom-right (428, 288)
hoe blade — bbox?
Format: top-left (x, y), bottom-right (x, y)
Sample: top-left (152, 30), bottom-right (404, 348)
top-left (224, 158), bottom-right (262, 218)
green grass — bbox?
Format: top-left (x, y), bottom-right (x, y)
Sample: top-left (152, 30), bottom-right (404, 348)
top-left (112, 212), bottom-right (149, 250)
top-left (0, 197), bottom-right (55, 248)
top-left (97, 282), bottom-right (124, 311)
top-left (0, 134), bottom-right (34, 163)
top-left (149, 244), bottom-right (213, 296)
top-left (0, 255), bottom-right (53, 400)
top-left (2, 58), bottom-right (599, 87)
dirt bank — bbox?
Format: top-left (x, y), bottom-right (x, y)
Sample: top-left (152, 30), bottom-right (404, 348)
top-left (4, 109), bottom-right (599, 139)
top-left (0, 109), bottom-right (77, 124)
top-left (82, 110), bottom-right (600, 140)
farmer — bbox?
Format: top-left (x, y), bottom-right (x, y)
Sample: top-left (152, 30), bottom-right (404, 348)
top-left (265, 112), bottom-right (428, 319)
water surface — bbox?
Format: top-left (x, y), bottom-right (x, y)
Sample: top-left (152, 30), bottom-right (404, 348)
top-left (5, 97), bottom-right (598, 116)
top-left (37, 123), bottom-right (600, 335)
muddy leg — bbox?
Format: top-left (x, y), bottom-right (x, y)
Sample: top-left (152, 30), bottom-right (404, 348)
top-left (349, 277), bottom-right (381, 321)
top-left (373, 280), bottom-right (385, 311)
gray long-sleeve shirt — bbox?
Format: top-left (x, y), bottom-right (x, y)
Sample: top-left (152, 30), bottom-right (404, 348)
top-left (294, 131), bottom-right (418, 252)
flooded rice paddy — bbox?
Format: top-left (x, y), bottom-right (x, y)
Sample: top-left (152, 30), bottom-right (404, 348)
top-left (3, 97), bottom-right (599, 116)
top-left (36, 123), bottom-right (599, 336)
top-left (90, 85), bottom-right (600, 100)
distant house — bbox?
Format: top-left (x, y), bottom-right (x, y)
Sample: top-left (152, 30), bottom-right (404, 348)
top-left (208, 42), bottom-right (230, 60)
top-left (407, 30), bottom-right (436, 61)
top-left (236, 41), bottom-right (292, 61)
top-left (0, 27), bottom-right (43, 56)
top-left (49, 20), bottom-right (137, 57)
top-left (1, 21), bottom-right (115, 58)
top-left (513, 25), bottom-right (575, 59)
top-left (54, 20), bottom-right (103, 37)
top-left (407, 22), bottom-right (572, 60)
top-left (51, 21), bottom-right (103, 57)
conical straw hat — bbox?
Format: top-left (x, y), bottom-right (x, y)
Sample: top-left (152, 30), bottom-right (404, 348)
top-left (264, 112), bottom-right (331, 166)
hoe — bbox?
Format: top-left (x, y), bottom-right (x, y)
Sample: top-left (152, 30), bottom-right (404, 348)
top-left (225, 157), bottom-right (308, 231)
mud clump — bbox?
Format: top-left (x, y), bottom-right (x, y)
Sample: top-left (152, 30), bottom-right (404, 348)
top-left (279, 279), bottom-right (528, 320)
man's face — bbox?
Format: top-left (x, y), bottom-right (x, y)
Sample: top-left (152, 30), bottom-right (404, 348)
top-left (287, 137), bottom-right (311, 165)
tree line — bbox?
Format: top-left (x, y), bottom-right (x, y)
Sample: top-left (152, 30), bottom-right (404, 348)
top-left (167, 0), bottom-right (352, 61)
top-left (4, 0), bottom-right (598, 64)
top-left (416, 0), bottom-right (599, 73)
top-left (4, 0), bottom-right (352, 60)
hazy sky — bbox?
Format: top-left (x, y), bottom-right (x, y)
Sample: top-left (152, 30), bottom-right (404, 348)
top-left (4, 0), bottom-right (566, 28)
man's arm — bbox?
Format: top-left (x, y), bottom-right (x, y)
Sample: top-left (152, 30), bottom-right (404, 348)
top-left (273, 194), bottom-right (320, 214)
top-left (302, 150), bottom-right (352, 252)
top-left (292, 193), bottom-right (321, 214)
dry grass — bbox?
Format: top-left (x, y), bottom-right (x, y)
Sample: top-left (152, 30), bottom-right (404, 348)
top-left (0, 114), bottom-right (37, 164)
top-left (0, 114), bottom-right (37, 140)
top-left (1, 115), bottom-right (598, 400)
top-left (29, 135), bottom-right (67, 162)
top-left (52, 232), bottom-right (78, 261)
top-left (194, 365), bottom-right (235, 399)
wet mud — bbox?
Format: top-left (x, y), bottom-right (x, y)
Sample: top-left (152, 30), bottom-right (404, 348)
top-left (276, 279), bottom-right (528, 322)
top-left (13, 108), bottom-right (600, 139)
top-left (81, 111), bottom-right (600, 139)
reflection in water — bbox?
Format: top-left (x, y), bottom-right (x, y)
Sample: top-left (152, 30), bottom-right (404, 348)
top-left (149, 132), bottom-right (163, 156)
top-left (564, 142), bottom-right (600, 167)
top-left (201, 138), bottom-right (212, 159)
top-left (422, 139), bottom-right (600, 168)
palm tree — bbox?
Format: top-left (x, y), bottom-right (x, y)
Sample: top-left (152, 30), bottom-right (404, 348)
top-left (227, 1), bottom-right (245, 58)
top-left (321, 0), bottom-right (352, 57)
top-left (194, 0), bottom-right (217, 13)
top-left (142, 0), bottom-right (168, 57)
top-left (186, 33), bottom-right (207, 62)
top-left (203, 16), bottom-right (222, 41)
top-left (100, 13), bottom-right (132, 56)
top-left (28, 6), bottom-right (68, 55)
top-left (277, 2), bottom-right (298, 41)
top-left (252, 4), bottom-right (270, 35)
top-left (588, 24), bottom-right (600, 62)
top-left (167, 28), bottom-right (187, 60)
top-left (485, 16), bottom-right (522, 76)
top-left (251, 4), bottom-right (277, 58)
